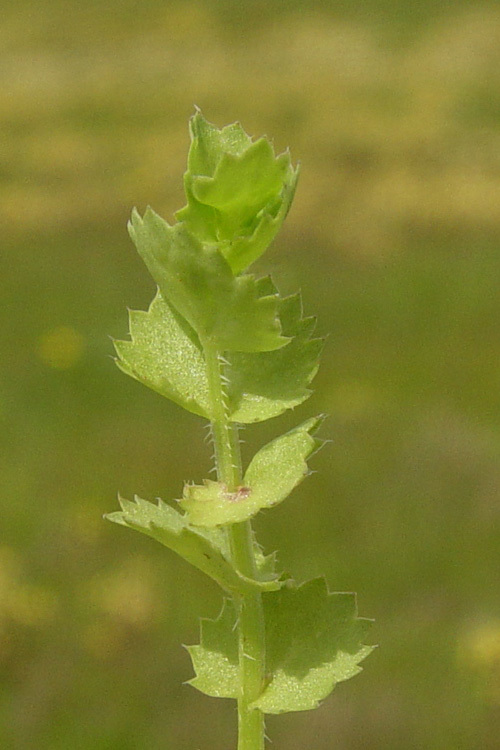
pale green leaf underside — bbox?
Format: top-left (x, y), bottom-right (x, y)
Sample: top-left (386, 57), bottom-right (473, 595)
top-left (113, 290), bottom-right (211, 419)
top-left (114, 286), bottom-right (322, 423)
top-left (181, 417), bottom-right (324, 527)
top-left (254, 579), bottom-right (375, 713)
top-left (105, 496), bottom-right (281, 594)
top-left (187, 601), bottom-right (239, 698)
top-left (128, 208), bottom-right (288, 353)
top-left (188, 578), bottom-right (374, 713)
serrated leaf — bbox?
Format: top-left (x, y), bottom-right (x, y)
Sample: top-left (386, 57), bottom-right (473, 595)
top-left (218, 168), bottom-right (298, 275)
top-left (128, 208), bottom-right (288, 353)
top-left (190, 138), bottom-right (290, 240)
top-left (105, 496), bottom-right (281, 594)
top-left (186, 578), bottom-right (374, 711)
top-left (114, 277), bottom-right (321, 423)
top-left (228, 285), bottom-right (324, 423)
top-left (254, 579), bottom-right (375, 713)
top-left (187, 111), bottom-right (252, 176)
top-left (186, 601), bottom-right (239, 699)
top-left (113, 290), bottom-right (211, 418)
top-left (254, 544), bottom-right (279, 583)
top-left (176, 111), bottom-right (299, 273)
top-left (181, 417), bottom-right (324, 527)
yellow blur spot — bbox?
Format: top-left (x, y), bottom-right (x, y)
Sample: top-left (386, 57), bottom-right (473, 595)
top-left (0, 546), bottom-right (58, 628)
top-left (37, 326), bottom-right (85, 369)
top-left (459, 620), bottom-right (500, 706)
top-left (461, 622), bottom-right (500, 667)
top-left (7, 586), bottom-right (58, 627)
top-left (87, 558), bottom-right (156, 629)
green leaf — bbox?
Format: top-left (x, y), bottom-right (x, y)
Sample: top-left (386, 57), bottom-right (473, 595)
top-left (254, 544), bottom-right (279, 583)
top-left (114, 277), bottom-right (321, 423)
top-left (180, 417), bottom-right (324, 527)
top-left (113, 290), bottom-right (211, 419)
top-left (190, 138), bottom-right (290, 241)
top-left (218, 169), bottom-right (298, 276)
top-left (228, 282), bottom-right (324, 423)
top-left (254, 579), bottom-right (375, 713)
top-left (187, 111), bottom-right (252, 176)
top-left (186, 601), bottom-right (239, 699)
top-left (128, 208), bottom-right (288, 353)
top-left (105, 496), bottom-right (282, 594)
top-left (187, 578), bottom-right (374, 711)
top-left (176, 111), bottom-right (299, 273)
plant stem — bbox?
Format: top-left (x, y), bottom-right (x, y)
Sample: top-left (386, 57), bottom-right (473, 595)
top-left (204, 342), bottom-right (266, 750)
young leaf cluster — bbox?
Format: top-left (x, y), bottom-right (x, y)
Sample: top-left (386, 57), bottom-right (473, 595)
top-left (107, 111), bottom-right (372, 736)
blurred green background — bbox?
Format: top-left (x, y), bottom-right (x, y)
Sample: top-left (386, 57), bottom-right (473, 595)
top-left (2, 1), bottom-right (500, 747)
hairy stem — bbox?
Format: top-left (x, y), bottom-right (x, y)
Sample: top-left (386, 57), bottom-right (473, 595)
top-left (204, 342), bottom-right (266, 750)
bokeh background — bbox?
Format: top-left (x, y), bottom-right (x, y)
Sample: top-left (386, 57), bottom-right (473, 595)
top-left (2, 1), bottom-right (500, 747)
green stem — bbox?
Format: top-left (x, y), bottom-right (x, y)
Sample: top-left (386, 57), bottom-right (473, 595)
top-left (204, 342), bottom-right (266, 750)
